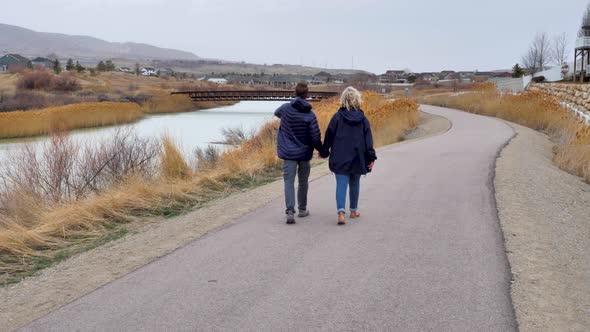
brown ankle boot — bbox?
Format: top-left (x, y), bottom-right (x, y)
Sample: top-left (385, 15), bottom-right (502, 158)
top-left (350, 211), bottom-right (361, 219)
top-left (338, 212), bottom-right (346, 225)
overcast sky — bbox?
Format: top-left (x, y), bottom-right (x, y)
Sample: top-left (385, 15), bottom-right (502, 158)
top-left (1, 0), bottom-right (588, 73)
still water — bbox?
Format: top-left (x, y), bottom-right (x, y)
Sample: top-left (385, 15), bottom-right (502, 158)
top-left (0, 101), bottom-right (284, 161)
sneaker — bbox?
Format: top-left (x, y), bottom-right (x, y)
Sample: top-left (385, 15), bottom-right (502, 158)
top-left (298, 210), bottom-right (310, 218)
top-left (286, 211), bottom-right (296, 224)
top-left (337, 212), bottom-right (346, 225)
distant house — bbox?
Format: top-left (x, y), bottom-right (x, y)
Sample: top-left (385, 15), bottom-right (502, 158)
top-left (31, 57), bottom-right (53, 69)
top-left (312, 71), bottom-right (332, 84)
top-left (207, 78), bottom-right (228, 84)
top-left (384, 70), bottom-right (407, 80)
top-left (444, 73), bottom-right (460, 81)
top-left (269, 75), bottom-right (300, 89)
top-left (417, 73), bottom-right (438, 81)
top-left (473, 74), bottom-right (490, 83)
top-left (331, 75), bottom-right (346, 84)
top-left (492, 71), bottom-right (512, 78)
top-left (118, 67), bottom-right (131, 72)
top-left (0, 54), bottom-right (31, 72)
top-left (378, 74), bottom-right (392, 84)
top-left (458, 71), bottom-right (475, 79)
top-left (140, 67), bottom-right (157, 76)
top-left (226, 75), bottom-right (255, 85)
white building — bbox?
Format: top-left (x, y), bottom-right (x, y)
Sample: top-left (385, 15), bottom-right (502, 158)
top-left (207, 78), bottom-right (228, 84)
top-left (140, 67), bottom-right (157, 76)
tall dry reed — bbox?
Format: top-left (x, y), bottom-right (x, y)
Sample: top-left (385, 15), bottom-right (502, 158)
top-left (422, 85), bottom-right (590, 182)
top-left (0, 102), bottom-right (142, 139)
top-left (315, 91), bottom-right (420, 147)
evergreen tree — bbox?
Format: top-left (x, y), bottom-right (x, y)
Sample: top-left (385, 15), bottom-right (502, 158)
top-left (53, 59), bottom-right (62, 74)
top-left (512, 63), bottom-right (525, 78)
top-left (134, 63), bottom-right (141, 76)
top-left (105, 60), bottom-right (115, 71)
top-left (97, 61), bottom-right (106, 72)
top-left (66, 58), bottom-right (74, 71)
top-left (75, 61), bottom-right (85, 73)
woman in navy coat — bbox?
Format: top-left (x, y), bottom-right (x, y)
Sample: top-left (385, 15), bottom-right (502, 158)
top-left (322, 87), bottom-right (377, 225)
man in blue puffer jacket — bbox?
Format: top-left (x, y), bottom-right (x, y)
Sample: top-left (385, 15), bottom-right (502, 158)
top-left (274, 83), bottom-right (323, 224)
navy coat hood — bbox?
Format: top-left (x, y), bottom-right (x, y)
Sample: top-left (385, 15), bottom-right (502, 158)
top-left (291, 97), bottom-right (313, 113)
top-left (338, 107), bottom-right (365, 125)
top-left (274, 97), bottom-right (323, 161)
top-left (321, 108), bottom-right (377, 175)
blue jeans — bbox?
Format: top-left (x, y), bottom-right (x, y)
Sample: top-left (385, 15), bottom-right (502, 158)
top-left (282, 160), bottom-right (311, 214)
top-left (335, 174), bottom-right (361, 213)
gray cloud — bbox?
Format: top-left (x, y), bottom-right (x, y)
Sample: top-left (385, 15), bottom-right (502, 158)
top-left (1, 0), bottom-right (587, 73)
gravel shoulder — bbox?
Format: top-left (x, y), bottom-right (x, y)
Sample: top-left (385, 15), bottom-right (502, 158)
top-left (0, 111), bottom-right (450, 332)
top-left (495, 121), bottom-right (590, 331)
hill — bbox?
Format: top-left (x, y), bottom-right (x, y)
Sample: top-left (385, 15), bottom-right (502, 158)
top-left (0, 23), bottom-right (199, 61)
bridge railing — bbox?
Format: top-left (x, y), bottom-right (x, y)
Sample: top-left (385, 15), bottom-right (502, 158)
top-left (171, 90), bottom-right (338, 101)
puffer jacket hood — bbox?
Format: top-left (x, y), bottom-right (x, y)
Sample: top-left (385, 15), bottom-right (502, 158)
top-left (274, 98), bottom-right (323, 161)
top-left (338, 107), bottom-right (365, 125)
top-left (321, 108), bottom-right (377, 175)
top-left (291, 97), bottom-right (312, 113)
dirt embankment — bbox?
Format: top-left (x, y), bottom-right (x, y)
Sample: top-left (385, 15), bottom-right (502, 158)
top-left (495, 121), bottom-right (590, 332)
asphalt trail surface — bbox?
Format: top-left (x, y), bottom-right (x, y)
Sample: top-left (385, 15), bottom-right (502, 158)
top-left (21, 106), bottom-right (518, 332)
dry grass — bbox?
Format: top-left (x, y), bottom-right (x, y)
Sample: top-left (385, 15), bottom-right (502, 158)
top-left (161, 135), bottom-right (192, 179)
top-left (387, 88), bottom-right (454, 99)
top-left (16, 70), bottom-right (81, 92)
top-left (315, 91), bottom-right (420, 147)
top-left (0, 73), bottom-right (18, 94)
top-left (138, 89), bottom-right (234, 114)
top-left (0, 91), bottom-right (419, 284)
top-left (421, 84), bottom-right (590, 182)
top-left (0, 102), bottom-right (142, 139)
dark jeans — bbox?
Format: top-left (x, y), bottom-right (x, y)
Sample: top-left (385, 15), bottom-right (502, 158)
top-left (335, 173), bottom-right (361, 213)
top-left (282, 160), bottom-right (310, 214)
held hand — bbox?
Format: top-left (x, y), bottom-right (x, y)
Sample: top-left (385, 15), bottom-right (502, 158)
top-left (368, 162), bottom-right (375, 171)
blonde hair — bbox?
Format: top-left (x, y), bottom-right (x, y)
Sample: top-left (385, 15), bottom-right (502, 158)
top-left (340, 86), bottom-right (362, 110)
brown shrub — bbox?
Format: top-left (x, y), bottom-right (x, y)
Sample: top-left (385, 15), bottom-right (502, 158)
top-left (0, 91), bottom-right (47, 112)
top-left (52, 74), bottom-right (81, 92)
top-left (15, 70), bottom-right (81, 92)
top-left (0, 130), bottom-right (160, 209)
top-left (16, 70), bottom-right (54, 90)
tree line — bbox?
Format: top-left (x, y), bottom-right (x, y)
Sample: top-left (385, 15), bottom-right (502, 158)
top-left (50, 59), bottom-right (116, 74)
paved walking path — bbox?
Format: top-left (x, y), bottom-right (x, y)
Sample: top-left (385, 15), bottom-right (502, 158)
top-left (21, 106), bottom-right (518, 332)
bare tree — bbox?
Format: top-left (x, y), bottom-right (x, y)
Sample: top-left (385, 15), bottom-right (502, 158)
top-left (552, 33), bottom-right (569, 66)
top-left (522, 45), bottom-right (540, 75)
top-left (534, 32), bottom-right (551, 71)
top-left (521, 32), bottom-right (551, 75)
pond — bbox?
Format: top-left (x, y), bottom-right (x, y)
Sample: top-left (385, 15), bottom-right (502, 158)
top-left (0, 101), bottom-right (284, 161)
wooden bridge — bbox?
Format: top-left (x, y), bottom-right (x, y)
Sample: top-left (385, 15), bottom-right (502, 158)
top-left (171, 90), bottom-right (339, 101)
